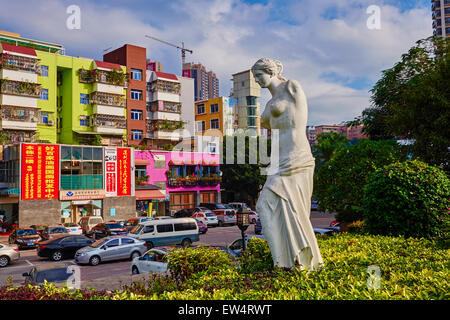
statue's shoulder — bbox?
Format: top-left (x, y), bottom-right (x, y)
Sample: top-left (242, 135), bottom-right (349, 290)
top-left (285, 79), bottom-right (303, 99)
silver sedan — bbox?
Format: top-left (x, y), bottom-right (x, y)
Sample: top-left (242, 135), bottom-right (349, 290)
top-left (74, 236), bottom-right (147, 266)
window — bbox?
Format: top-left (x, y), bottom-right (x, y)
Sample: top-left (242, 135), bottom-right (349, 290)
top-left (40, 65), bottom-right (49, 77)
top-left (143, 226), bottom-right (154, 234)
top-left (130, 109), bottom-right (143, 120)
top-left (80, 94), bottom-right (90, 105)
top-left (106, 239), bottom-right (120, 247)
top-left (246, 96), bottom-right (256, 106)
top-left (241, 81), bottom-right (245, 87)
top-left (248, 117), bottom-right (256, 127)
top-left (210, 118), bottom-right (220, 130)
top-left (174, 222), bottom-right (197, 231)
top-left (247, 107), bottom-right (257, 116)
top-left (40, 89), bottom-right (48, 100)
top-left (131, 89), bottom-right (143, 100)
top-left (121, 238), bottom-right (135, 245)
top-left (207, 142), bottom-right (217, 153)
top-left (157, 224), bottom-right (174, 233)
top-left (210, 103), bottom-right (219, 113)
top-left (196, 121), bottom-right (206, 132)
top-left (131, 129), bottom-right (143, 140)
top-left (80, 115), bottom-right (90, 126)
top-left (40, 111), bottom-right (49, 124)
top-left (136, 165), bottom-right (146, 178)
top-left (197, 103), bottom-right (205, 114)
top-left (130, 68), bottom-right (142, 81)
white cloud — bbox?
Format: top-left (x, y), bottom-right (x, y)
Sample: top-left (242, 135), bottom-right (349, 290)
top-left (0, 0), bottom-right (432, 125)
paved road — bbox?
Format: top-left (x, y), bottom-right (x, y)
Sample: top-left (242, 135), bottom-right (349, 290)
top-left (0, 211), bottom-right (335, 289)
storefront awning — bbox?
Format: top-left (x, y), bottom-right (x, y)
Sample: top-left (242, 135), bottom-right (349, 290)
top-left (169, 158), bottom-right (204, 166)
top-left (202, 160), bottom-right (220, 166)
top-left (136, 190), bottom-right (166, 200)
top-left (135, 159), bottom-right (150, 166)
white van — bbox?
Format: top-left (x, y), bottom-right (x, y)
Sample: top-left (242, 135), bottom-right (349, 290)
top-left (128, 218), bottom-right (199, 248)
top-left (79, 216), bottom-right (104, 235)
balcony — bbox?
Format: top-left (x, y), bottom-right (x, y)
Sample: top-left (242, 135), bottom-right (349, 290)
top-left (92, 114), bottom-right (126, 136)
top-left (146, 130), bottom-right (181, 141)
top-left (93, 104), bottom-right (126, 117)
top-left (0, 79), bottom-right (41, 98)
top-left (148, 102), bottom-right (181, 113)
top-left (0, 53), bottom-right (40, 74)
top-left (167, 176), bottom-right (221, 187)
top-left (78, 68), bottom-right (128, 87)
top-left (0, 68), bottom-right (37, 84)
top-left (0, 105), bottom-right (38, 131)
top-left (90, 91), bottom-right (126, 108)
top-left (150, 111), bottom-right (181, 122)
top-left (147, 119), bottom-right (184, 132)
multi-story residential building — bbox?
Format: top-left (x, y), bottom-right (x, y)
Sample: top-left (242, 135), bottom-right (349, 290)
top-left (146, 59), bottom-right (163, 72)
top-left (432, 0), bottom-right (450, 38)
top-left (0, 31), bottom-right (128, 146)
top-left (307, 124), bottom-right (367, 145)
top-left (182, 62), bottom-right (219, 102)
top-left (135, 150), bottom-right (220, 215)
top-left (104, 45), bottom-right (147, 146)
top-left (195, 96), bottom-right (237, 137)
top-left (146, 71), bottom-right (183, 149)
top-left (231, 70), bottom-right (261, 136)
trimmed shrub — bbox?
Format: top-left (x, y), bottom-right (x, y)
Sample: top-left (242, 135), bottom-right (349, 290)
top-left (239, 238), bottom-right (274, 274)
top-left (363, 160), bottom-right (450, 239)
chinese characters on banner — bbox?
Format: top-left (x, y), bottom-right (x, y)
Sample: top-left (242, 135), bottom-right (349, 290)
top-left (104, 148), bottom-right (117, 197)
top-left (21, 144), bottom-right (59, 201)
top-left (117, 148), bottom-right (131, 196)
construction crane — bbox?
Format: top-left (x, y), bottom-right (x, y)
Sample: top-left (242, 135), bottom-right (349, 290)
top-left (145, 35), bottom-right (193, 73)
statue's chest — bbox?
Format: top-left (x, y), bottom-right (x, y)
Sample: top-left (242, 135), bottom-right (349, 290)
top-left (267, 98), bottom-right (294, 128)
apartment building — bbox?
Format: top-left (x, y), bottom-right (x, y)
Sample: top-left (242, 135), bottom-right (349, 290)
top-left (231, 70), bottom-right (261, 136)
top-left (146, 71), bottom-right (183, 149)
top-left (182, 62), bottom-right (219, 102)
top-left (307, 124), bottom-right (367, 145)
top-left (432, 0), bottom-right (450, 38)
top-left (103, 45), bottom-right (147, 146)
top-left (195, 96), bottom-right (237, 137)
top-left (0, 31), bottom-right (128, 146)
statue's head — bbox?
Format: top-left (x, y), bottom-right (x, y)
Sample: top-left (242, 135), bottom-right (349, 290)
top-left (251, 58), bottom-right (286, 87)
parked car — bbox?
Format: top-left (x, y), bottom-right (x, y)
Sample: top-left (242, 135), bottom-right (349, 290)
top-left (227, 235), bottom-right (265, 258)
top-left (8, 228), bottom-right (41, 249)
top-left (254, 218), bottom-right (262, 235)
top-left (37, 235), bottom-right (94, 261)
top-left (22, 265), bottom-right (74, 286)
top-left (108, 219), bottom-right (127, 228)
top-left (314, 227), bottom-right (339, 236)
top-left (173, 208), bottom-right (195, 218)
top-left (153, 216), bottom-right (173, 220)
top-left (192, 209), bottom-right (218, 227)
top-left (40, 226), bottom-right (69, 241)
top-left (88, 223), bottom-right (128, 239)
top-left (79, 216), bottom-right (104, 235)
top-left (0, 243), bottom-right (20, 267)
top-left (195, 219), bottom-right (208, 234)
top-left (228, 202), bottom-right (259, 224)
top-left (199, 203), bottom-right (236, 226)
top-left (128, 218), bottom-right (199, 248)
top-left (131, 248), bottom-right (169, 275)
top-left (64, 223), bottom-right (83, 235)
top-left (30, 224), bottom-right (49, 237)
top-left (124, 217), bottom-right (153, 232)
top-left (75, 236), bottom-right (147, 266)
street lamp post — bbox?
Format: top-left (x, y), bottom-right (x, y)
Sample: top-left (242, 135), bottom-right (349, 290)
top-left (236, 207), bottom-right (250, 253)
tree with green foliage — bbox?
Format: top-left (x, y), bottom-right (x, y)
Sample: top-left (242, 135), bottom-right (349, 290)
top-left (363, 160), bottom-right (450, 240)
top-left (312, 131), bottom-right (349, 172)
top-left (313, 139), bottom-right (407, 223)
top-left (348, 36), bottom-right (450, 170)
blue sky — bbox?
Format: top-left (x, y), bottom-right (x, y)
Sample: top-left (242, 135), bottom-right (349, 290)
top-left (0, 0), bottom-right (433, 125)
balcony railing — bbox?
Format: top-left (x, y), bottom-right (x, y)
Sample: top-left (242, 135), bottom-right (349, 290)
top-left (78, 68), bottom-right (128, 86)
top-left (150, 80), bottom-right (181, 95)
top-left (0, 106), bottom-right (39, 122)
top-left (167, 176), bottom-right (221, 187)
top-left (0, 54), bottom-right (40, 73)
top-left (146, 119), bottom-right (184, 131)
top-left (90, 91), bottom-right (126, 107)
top-left (0, 79), bottom-right (41, 98)
top-left (148, 102), bottom-right (182, 113)
top-left (92, 114), bottom-right (126, 129)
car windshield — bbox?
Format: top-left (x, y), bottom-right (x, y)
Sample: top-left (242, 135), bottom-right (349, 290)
top-left (49, 228), bottom-right (67, 233)
top-left (106, 224), bottom-right (123, 229)
top-left (64, 223), bottom-right (78, 227)
top-left (131, 224), bottom-right (144, 235)
top-left (35, 268), bottom-right (71, 284)
top-left (140, 218), bottom-right (152, 222)
top-left (18, 229), bottom-right (37, 236)
top-left (216, 204), bottom-right (226, 209)
top-left (90, 239), bottom-right (109, 248)
top-left (206, 213), bottom-right (216, 217)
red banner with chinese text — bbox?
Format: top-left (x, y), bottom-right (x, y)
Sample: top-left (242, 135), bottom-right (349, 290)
top-left (21, 144), bottom-right (59, 201)
top-left (117, 148), bottom-right (131, 196)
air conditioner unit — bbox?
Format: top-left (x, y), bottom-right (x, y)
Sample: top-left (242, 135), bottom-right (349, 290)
top-left (47, 120), bottom-right (55, 126)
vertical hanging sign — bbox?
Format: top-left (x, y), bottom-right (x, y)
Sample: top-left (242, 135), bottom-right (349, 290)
top-left (21, 144), bottom-right (59, 200)
top-left (104, 147), bottom-right (117, 197)
top-left (117, 148), bottom-right (131, 196)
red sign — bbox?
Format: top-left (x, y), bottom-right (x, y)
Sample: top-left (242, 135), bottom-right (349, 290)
top-left (117, 148), bottom-right (131, 196)
top-left (21, 144), bottom-right (59, 201)
top-left (182, 69), bottom-right (191, 78)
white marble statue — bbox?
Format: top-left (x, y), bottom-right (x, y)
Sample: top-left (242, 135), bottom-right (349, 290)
top-left (252, 58), bottom-right (323, 270)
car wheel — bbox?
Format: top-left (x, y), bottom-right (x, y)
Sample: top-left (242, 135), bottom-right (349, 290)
top-left (51, 251), bottom-right (63, 261)
top-left (132, 266), bottom-right (139, 275)
top-left (181, 238), bottom-right (192, 248)
top-left (0, 256), bottom-right (9, 267)
top-left (89, 255), bottom-right (101, 266)
top-left (130, 251), bottom-right (141, 261)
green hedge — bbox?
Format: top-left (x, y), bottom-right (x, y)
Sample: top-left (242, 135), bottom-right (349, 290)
top-left (2, 235), bottom-right (448, 300)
